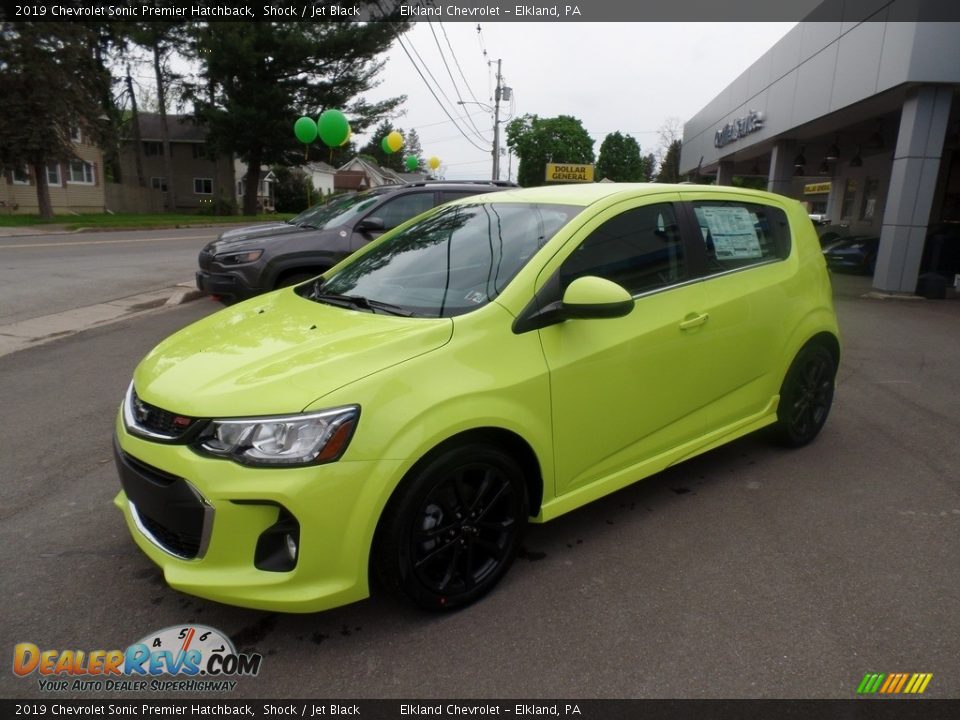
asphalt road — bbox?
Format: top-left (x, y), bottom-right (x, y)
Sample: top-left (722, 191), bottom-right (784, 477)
top-left (1, 277), bottom-right (958, 700)
top-left (0, 227), bottom-right (221, 325)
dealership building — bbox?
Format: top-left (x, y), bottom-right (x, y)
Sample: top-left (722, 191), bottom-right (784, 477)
top-left (680, 3), bottom-right (960, 294)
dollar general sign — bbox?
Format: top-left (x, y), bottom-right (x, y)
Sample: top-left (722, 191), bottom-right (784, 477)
top-left (545, 163), bottom-right (594, 183)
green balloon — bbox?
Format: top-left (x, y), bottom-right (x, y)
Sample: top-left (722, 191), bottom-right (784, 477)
top-left (294, 116), bottom-right (317, 144)
top-left (405, 155), bottom-right (419, 171)
top-left (381, 137), bottom-right (395, 155)
top-left (317, 109), bottom-right (350, 147)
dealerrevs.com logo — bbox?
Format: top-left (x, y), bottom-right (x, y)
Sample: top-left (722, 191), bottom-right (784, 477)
top-left (13, 625), bottom-right (262, 693)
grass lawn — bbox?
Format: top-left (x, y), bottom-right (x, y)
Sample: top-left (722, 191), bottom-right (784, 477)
top-left (0, 212), bottom-right (296, 230)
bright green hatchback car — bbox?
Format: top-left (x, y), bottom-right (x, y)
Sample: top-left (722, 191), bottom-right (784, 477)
top-left (114, 184), bottom-right (839, 612)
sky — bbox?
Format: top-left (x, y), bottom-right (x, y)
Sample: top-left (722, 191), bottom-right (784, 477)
top-left (358, 22), bottom-right (797, 180)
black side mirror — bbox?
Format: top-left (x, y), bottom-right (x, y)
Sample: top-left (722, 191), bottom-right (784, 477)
top-left (356, 217), bottom-right (385, 234)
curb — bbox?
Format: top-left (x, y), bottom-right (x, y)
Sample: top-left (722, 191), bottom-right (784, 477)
top-left (165, 284), bottom-right (206, 306)
top-left (0, 280), bottom-right (208, 359)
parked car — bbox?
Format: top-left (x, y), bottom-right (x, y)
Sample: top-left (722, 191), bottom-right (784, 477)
top-left (213, 192), bottom-right (359, 244)
top-left (196, 181), bottom-right (516, 303)
top-left (823, 235), bottom-right (880, 274)
top-left (115, 184), bottom-right (839, 613)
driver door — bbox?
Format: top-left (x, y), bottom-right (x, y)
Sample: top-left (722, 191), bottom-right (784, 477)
top-left (537, 196), bottom-right (714, 497)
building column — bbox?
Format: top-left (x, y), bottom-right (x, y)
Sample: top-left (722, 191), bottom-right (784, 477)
top-left (716, 161), bottom-right (735, 187)
top-left (873, 86), bottom-right (953, 293)
top-left (767, 141), bottom-right (795, 197)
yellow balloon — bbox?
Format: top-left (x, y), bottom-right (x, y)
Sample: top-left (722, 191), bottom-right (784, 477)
top-left (428, 156), bottom-right (441, 170)
top-left (386, 131), bottom-right (404, 153)
top-left (341, 127), bottom-right (352, 146)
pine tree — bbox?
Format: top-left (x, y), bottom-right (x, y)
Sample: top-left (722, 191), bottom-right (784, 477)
top-left (0, 22), bottom-right (111, 217)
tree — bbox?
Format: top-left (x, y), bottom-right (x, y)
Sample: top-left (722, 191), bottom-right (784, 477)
top-left (596, 132), bottom-right (645, 182)
top-left (0, 22), bottom-right (111, 218)
top-left (404, 128), bottom-right (425, 171)
top-left (272, 165), bottom-right (312, 213)
top-left (190, 20), bottom-right (407, 215)
top-left (358, 120), bottom-right (404, 171)
top-left (641, 153), bottom-right (657, 182)
top-left (655, 140), bottom-right (682, 183)
top-left (129, 23), bottom-right (189, 210)
top-left (505, 114), bottom-right (594, 188)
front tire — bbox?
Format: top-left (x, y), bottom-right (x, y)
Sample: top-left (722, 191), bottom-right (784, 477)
top-left (374, 443), bottom-right (529, 611)
top-left (771, 344), bottom-right (836, 447)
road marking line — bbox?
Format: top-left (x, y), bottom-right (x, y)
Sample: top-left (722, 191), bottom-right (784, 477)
top-left (0, 234), bottom-right (215, 250)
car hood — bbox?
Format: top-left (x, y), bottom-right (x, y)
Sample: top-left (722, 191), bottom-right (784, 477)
top-left (133, 289), bottom-right (453, 417)
top-left (204, 225), bottom-right (337, 256)
top-left (217, 221), bottom-right (299, 242)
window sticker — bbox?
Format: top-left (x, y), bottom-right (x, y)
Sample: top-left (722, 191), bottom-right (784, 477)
top-left (696, 206), bottom-right (763, 259)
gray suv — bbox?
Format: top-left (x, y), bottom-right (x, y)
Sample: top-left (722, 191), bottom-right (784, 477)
top-left (196, 181), bottom-right (515, 302)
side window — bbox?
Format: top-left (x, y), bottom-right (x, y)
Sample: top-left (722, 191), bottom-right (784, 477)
top-left (691, 200), bottom-right (790, 273)
top-left (559, 203), bottom-right (686, 295)
top-left (372, 193), bottom-right (436, 230)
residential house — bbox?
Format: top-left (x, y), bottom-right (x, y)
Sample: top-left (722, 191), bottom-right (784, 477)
top-left (117, 113), bottom-right (234, 212)
top-left (234, 159), bottom-right (276, 213)
top-left (334, 157), bottom-right (404, 192)
top-left (304, 161), bottom-right (337, 197)
top-left (1, 124), bottom-right (105, 214)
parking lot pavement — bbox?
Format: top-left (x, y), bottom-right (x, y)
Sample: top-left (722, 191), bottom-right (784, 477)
top-left (0, 287), bottom-right (958, 700)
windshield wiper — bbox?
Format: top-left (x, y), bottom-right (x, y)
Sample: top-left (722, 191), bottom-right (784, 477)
top-left (311, 289), bottom-right (413, 316)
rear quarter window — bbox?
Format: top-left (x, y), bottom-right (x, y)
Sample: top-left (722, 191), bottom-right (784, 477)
top-left (691, 200), bottom-right (791, 274)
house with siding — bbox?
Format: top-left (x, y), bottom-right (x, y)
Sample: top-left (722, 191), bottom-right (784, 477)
top-left (1, 125), bottom-right (105, 214)
top-left (117, 113), bottom-right (235, 213)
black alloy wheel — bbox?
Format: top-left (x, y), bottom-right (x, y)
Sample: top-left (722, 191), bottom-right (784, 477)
top-left (375, 443), bottom-right (528, 611)
top-left (772, 344), bottom-right (836, 447)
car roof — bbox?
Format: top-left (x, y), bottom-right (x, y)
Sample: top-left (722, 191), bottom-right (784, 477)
top-left (468, 182), bottom-right (793, 207)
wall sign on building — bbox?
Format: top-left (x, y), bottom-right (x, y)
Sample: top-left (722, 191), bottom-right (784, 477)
top-left (545, 163), bottom-right (594, 183)
top-left (804, 182), bottom-right (832, 194)
top-left (714, 110), bottom-right (765, 148)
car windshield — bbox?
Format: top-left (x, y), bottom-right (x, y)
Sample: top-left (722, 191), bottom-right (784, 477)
top-left (288, 190), bottom-right (389, 229)
top-left (308, 202), bottom-right (581, 317)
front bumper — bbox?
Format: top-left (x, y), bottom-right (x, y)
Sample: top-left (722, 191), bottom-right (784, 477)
top-left (113, 414), bottom-right (403, 613)
top-left (195, 270), bottom-right (262, 301)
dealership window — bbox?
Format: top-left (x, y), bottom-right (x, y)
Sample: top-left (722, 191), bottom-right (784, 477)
top-left (69, 125), bottom-right (81, 143)
top-left (840, 179), bottom-right (858, 220)
top-left (860, 178), bottom-right (879, 221)
top-left (47, 163), bottom-right (61, 186)
top-left (143, 141), bottom-right (163, 157)
top-left (193, 178), bottom-right (213, 195)
top-left (68, 160), bottom-right (95, 184)
top-left (691, 200), bottom-right (790, 273)
top-left (150, 177), bottom-right (167, 192)
top-left (560, 203), bottom-right (686, 295)
top-left (11, 166), bottom-right (30, 185)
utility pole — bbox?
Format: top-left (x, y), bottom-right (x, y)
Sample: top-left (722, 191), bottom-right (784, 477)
top-left (492, 58), bottom-right (502, 181)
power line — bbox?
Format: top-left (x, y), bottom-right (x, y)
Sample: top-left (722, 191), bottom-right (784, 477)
top-left (402, 27), bottom-right (489, 146)
top-left (391, 32), bottom-right (490, 154)
top-left (429, 23), bottom-right (490, 142)
top-left (439, 23), bottom-right (485, 108)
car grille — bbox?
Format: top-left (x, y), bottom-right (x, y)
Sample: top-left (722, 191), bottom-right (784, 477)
top-left (130, 387), bottom-right (197, 439)
top-left (135, 506), bottom-right (204, 559)
top-left (115, 446), bottom-right (212, 561)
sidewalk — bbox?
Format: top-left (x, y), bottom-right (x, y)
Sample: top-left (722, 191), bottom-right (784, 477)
top-left (0, 224), bottom-right (76, 238)
top-left (0, 281), bottom-right (205, 358)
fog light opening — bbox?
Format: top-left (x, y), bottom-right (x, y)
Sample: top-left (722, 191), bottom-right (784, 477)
top-left (252, 506), bottom-right (301, 572)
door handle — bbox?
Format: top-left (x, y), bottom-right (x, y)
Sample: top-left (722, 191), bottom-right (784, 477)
top-left (679, 312), bottom-right (709, 330)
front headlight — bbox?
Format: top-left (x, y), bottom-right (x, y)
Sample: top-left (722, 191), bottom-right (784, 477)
top-left (196, 406), bottom-right (359, 467)
top-left (215, 249), bottom-right (263, 265)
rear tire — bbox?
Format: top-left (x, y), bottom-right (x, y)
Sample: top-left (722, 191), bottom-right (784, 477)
top-left (770, 344), bottom-right (836, 447)
top-left (374, 443), bottom-right (528, 611)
